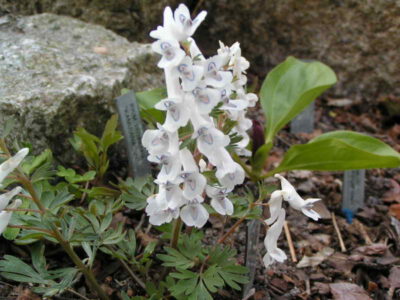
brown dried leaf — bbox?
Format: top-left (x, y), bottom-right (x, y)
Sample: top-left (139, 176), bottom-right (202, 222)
top-left (16, 289), bottom-right (41, 300)
top-left (389, 204), bottom-right (400, 220)
top-left (383, 179), bottom-right (400, 203)
top-left (355, 243), bottom-right (388, 256)
top-left (329, 283), bottom-right (371, 300)
top-left (297, 247), bottom-right (334, 268)
top-left (389, 266), bottom-right (400, 289)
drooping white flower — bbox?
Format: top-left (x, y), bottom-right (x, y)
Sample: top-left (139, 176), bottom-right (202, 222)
top-left (215, 159), bottom-right (245, 190)
top-left (0, 199), bottom-right (22, 235)
top-left (155, 97), bottom-right (191, 132)
top-left (174, 56), bottom-right (204, 92)
top-left (0, 148), bottom-right (29, 185)
top-left (206, 147), bottom-right (245, 190)
top-left (265, 190), bottom-right (283, 225)
top-left (275, 174), bottom-right (321, 221)
top-left (180, 195), bottom-right (209, 228)
top-left (203, 55), bottom-right (233, 88)
top-left (0, 186), bottom-right (22, 211)
top-left (263, 208), bottom-right (287, 267)
top-left (206, 185), bottom-right (233, 215)
top-left (179, 149), bottom-right (206, 198)
top-left (152, 39), bottom-right (186, 68)
top-left (142, 124), bottom-right (179, 156)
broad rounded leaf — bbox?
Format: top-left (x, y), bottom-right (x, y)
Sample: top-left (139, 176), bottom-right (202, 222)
top-left (260, 57), bottom-right (337, 141)
top-left (136, 88), bottom-right (166, 123)
top-left (272, 131), bottom-right (400, 173)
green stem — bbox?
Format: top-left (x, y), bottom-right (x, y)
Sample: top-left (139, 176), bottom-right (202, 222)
top-left (170, 218), bottom-right (182, 249)
top-left (0, 140), bottom-right (109, 300)
top-left (52, 229), bottom-right (110, 300)
top-left (8, 225), bottom-right (53, 235)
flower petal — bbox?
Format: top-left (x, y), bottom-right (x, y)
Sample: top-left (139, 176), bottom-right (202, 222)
top-left (0, 148), bottom-right (29, 185)
top-left (0, 186), bottom-right (22, 211)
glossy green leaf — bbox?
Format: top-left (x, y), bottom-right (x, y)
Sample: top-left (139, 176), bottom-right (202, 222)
top-left (260, 57), bottom-right (337, 141)
top-left (136, 88), bottom-right (166, 124)
top-left (272, 131), bottom-right (400, 173)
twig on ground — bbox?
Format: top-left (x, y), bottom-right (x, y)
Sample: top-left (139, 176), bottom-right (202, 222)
top-left (66, 288), bottom-right (92, 300)
top-left (353, 219), bottom-right (373, 244)
top-left (332, 212), bottom-right (347, 252)
top-left (118, 258), bottom-right (146, 290)
top-left (283, 221), bottom-right (297, 262)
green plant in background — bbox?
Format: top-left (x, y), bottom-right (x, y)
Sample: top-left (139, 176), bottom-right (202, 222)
top-left (0, 117), bottom-right (127, 300)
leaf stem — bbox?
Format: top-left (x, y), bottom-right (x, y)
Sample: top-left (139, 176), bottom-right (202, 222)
top-left (7, 225), bottom-right (54, 235)
top-left (170, 218), bottom-right (182, 249)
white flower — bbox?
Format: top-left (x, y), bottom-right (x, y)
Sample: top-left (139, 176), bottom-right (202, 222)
top-left (0, 186), bottom-right (22, 211)
top-left (155, 97), bottom-right (191, 132)
top-left (206, 147), bottom-right (245, 189)
top-left (206, 185), bottom-right (233, 216)
top-left (0, 148), bottom-right (29, 185)
top-left (156, 181), bottom-right (185, 209)
top-left (146, 193), bottom-right (180, 226)
top-left (148, 153), bottom-right (181, 183)
top-left (174, 56), bottom-right (204, 92)
top-left (193, 125), bottom-right (230, 157)
top-left (236, 89), bottom-right (258, 108)
top-left (263, 208), bottom-right (287, 267)
top-left (203, 55), bottom-right (233, 88)
top-left (215, 159), bottom-right (245, 190)
top-left (180, 195), bottom-right (209, 228)
top-left (0, 199), bottom-right (22, 235)
top-left (265, 190), bottom-right (283, 225)
top-left (275, 174), bottom-right (321, 221)
top-left (142, 124), bottom-right (179, 155)
top-left (191, 85), bottom-right (220, 115)
top-left (149, 208), bottom-right (180, 226)
top-left (151, 39), bottom-right (185, 68)
top-left (171, 4), bottom-right (207, 41)
top-left (179, 149), bottom-right (206, 198)
top-left (150, 5), bottom-right (207, 41)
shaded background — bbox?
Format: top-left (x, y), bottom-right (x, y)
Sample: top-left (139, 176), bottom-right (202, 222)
top-left (1, 0), bottom-right (399, 102)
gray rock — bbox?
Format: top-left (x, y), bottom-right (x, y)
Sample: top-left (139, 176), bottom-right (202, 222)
top-left (0, 13), bottom-right (163, 161)
top-left (3, 0), bottom-right (398, 101)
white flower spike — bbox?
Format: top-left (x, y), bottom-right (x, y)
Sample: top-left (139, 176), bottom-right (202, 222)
top-left (144, 3), bottom-right (258, 228)
top-left (275, 174), bottom-right (321, 221)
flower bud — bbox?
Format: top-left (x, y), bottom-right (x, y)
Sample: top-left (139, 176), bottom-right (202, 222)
top-left (251, 120), bottom-right (265, 156)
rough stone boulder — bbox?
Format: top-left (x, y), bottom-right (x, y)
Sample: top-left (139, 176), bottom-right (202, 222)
top-left (3, 0), bottom-right (399, 101)
top-left (0, 13), bottom-right (162, 161)
top-left (197, 0), bottom-right (400, 102)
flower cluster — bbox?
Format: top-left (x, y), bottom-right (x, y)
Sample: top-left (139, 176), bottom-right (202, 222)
top-left (263, 174), bottom-right (321, 267)
top-left (142, 4), bottom-right (257, 228)
top-left (0, 148), bottom-right (28, 235)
